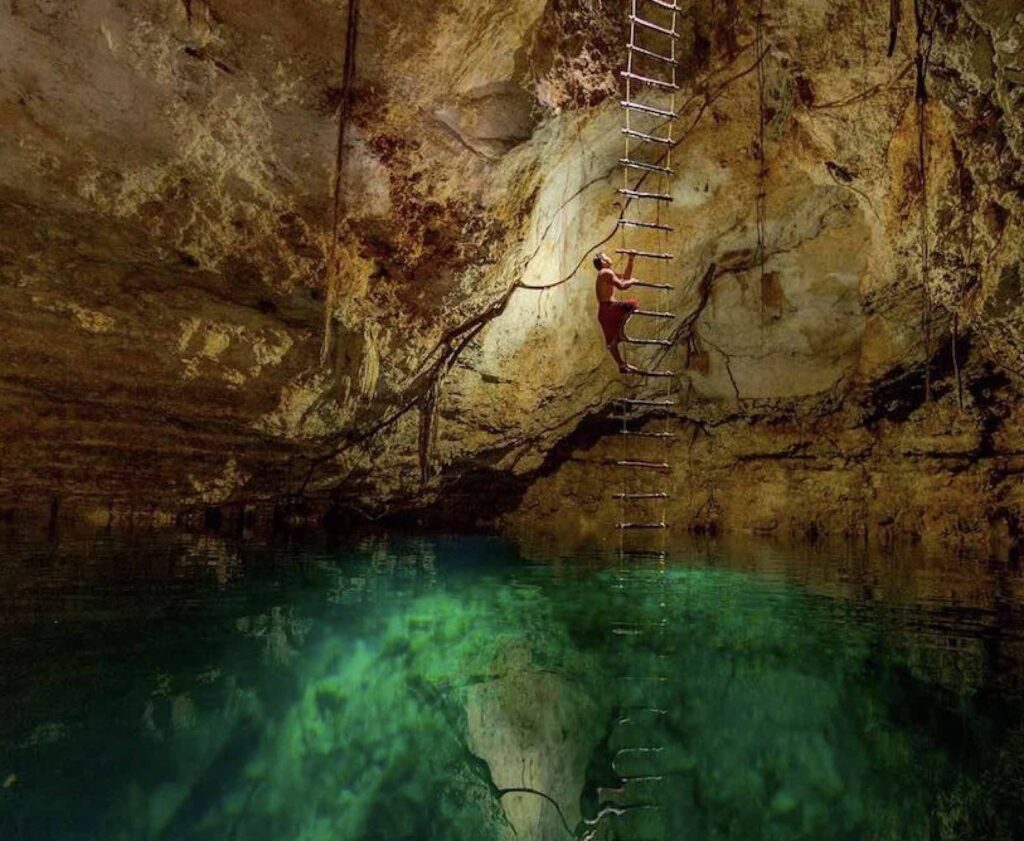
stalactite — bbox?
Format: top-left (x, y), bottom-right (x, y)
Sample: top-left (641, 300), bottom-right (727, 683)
top-left (418, 380), bottom-right (439, 485)
top-left (321, 0), bottom-right (361, 364)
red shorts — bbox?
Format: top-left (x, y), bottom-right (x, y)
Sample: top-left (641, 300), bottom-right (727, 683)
top-left (598, 299), bottom-right (639, 345)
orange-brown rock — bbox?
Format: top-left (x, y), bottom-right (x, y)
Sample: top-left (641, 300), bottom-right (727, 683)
top-left (0, 0), bottom-right (1022, 545)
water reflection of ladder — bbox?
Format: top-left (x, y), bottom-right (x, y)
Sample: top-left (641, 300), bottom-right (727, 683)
top-left (582, 574), bottom-right (676, 841)
top-left (613, 0), bottom-right (680, 561)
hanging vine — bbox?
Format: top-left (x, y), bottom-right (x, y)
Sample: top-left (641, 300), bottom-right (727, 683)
top-left (913, 0), bottom-right (935, 402)
top-left (954, 142), bottom-right (979, 412)
top-left (754, 0), bottom-right (769, 324)
top-left (887, 0), bottom-right (901, 57)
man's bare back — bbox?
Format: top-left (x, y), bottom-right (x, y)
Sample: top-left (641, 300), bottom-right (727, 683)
top-left (596, 268), bottom-right (620, 302)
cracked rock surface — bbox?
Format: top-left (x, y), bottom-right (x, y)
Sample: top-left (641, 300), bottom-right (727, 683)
top-left (1, 0), bottom-right (1023, 543)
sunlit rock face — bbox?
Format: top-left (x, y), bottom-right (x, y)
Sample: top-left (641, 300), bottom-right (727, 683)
top-left (1, 0), bottom-right (1023, 541)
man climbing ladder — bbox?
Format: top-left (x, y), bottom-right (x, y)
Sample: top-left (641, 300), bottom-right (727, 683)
top-left (595, 252), bottom-right (640, 374)
top-left (595, 252), bottom-right (675, 377)
top-left (585, 4), bottom-right (685, 835)
top-left (606, 0), bottom-right (682, 550)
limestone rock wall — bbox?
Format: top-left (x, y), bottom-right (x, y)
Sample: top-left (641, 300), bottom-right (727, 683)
top-left (1, 0), bottom-right (1022, 538)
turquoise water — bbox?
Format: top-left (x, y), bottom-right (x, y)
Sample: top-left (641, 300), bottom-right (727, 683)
top-left (2, 533), bottom-right (1024, 840)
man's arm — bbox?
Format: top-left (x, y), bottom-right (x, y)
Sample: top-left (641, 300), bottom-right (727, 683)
top-left (622, 253), bottom-right (636, 281)
top-left (600, 268), bottom-right (633, 290)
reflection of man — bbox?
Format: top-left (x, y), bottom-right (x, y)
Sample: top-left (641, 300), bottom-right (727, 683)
top-left (594, 252), bottom-right (639, 373)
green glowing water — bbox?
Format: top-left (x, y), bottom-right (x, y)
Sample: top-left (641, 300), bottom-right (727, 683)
top-left (2, 534), bottom-right (1024, 840)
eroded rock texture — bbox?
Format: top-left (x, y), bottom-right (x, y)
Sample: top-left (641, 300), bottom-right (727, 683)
top-left (1, 0), bottom-right (1022, 544)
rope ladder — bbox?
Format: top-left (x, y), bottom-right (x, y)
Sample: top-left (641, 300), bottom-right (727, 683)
top-left (614, 0), bottom-right (680, 562)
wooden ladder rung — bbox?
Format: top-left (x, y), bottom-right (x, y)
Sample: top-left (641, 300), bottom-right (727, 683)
top-left (620, 158), bottom-right (674, 175)
top-left (617, 397), bottom-right (676, 407)
top-left (618, 189), bottom-right (674, 202)
top-left (623, 336), bottom-right (672, 346)
top-left (618, 219), bottom-right (673, 232)
top-left (614, 619), bottom-right (669, 629)
top-left (634, 309), bottom-right (676, 319)
top-left (618, 521), bottom-right (669, 530)
top-left (620, 100), bottom-right (675, 118)
top-left (630, 281), bottom-right (674, 290)
top-left (622, 128), bottom-right (674, 146)
top-left (640, 0), bottom-right (683, 11)
top-left (620, 71), bottom-right (679, 91)
top-left (617, 553), bottom-right (668, 563)
top-left (630, 15), bottom-right (680, 38)
top-left (613, 492), bottom-right (670, 499)
top-left (622, 368), bottom-right (674, 378)
top-left (608, 802), bottom-right (667, 814)
top-left (618, 431), bottom-right (677, 439)
top-left (628, 44), bottom-right (676, 65)
top-left (616, 248), bottom-right (674, 260)
top-left (615, 460), bottom-right (671, 471)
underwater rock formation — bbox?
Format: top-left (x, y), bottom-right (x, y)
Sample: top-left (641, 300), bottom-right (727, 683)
top-left (1, 0), bottom-right (1023, 544)
top-left (467, 642), bottom-right (603, 838)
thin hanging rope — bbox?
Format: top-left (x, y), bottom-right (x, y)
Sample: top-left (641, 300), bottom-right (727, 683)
top-left (321, 0), bottom-right (360, 363)
top-left (329, 0), bottom-right (360, 245)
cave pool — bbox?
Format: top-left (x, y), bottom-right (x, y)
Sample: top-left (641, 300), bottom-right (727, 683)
top-left (2, 532), bottom-right (1024, 840)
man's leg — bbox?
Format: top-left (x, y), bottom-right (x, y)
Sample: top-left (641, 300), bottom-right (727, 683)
top-left (608, 340), bottom-right (638, 373)
top-left (616, 307), bottom-right (641, 372)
